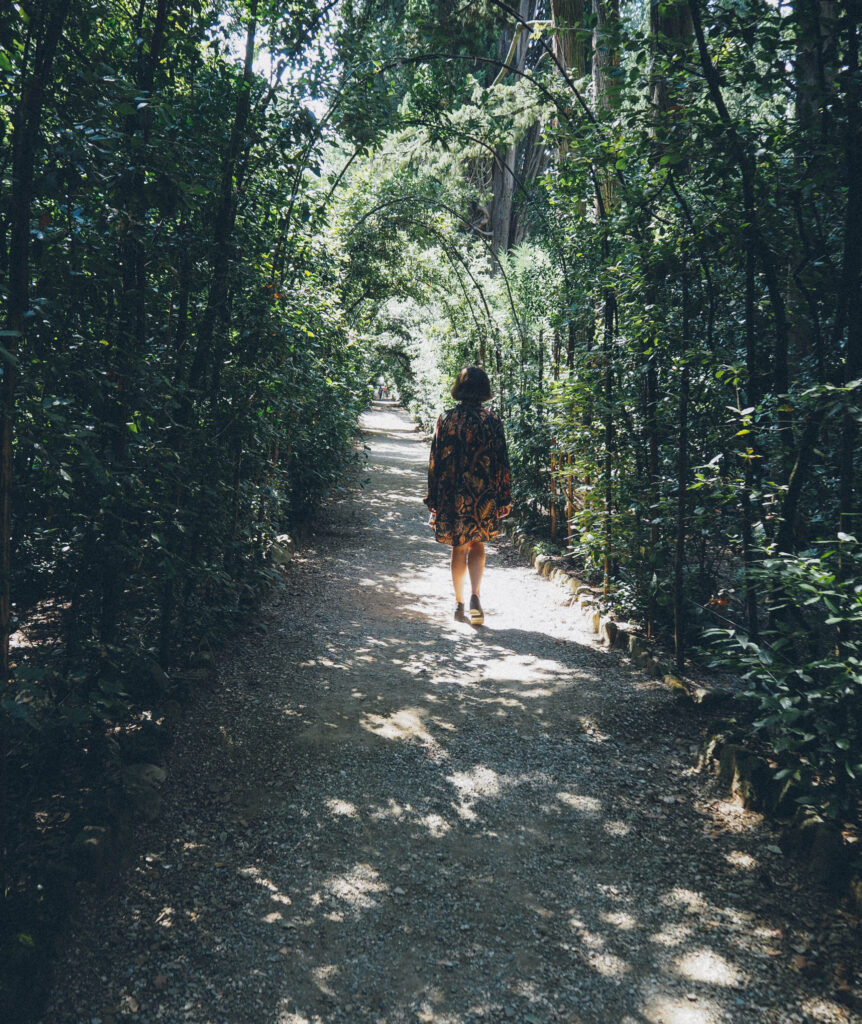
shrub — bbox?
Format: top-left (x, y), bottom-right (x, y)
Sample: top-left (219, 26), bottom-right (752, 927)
top-left (706, 537), bottom-right (862, 819)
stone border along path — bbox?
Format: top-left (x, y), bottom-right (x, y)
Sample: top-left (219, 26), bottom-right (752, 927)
top-left (41, 403), bottom-right (861, 1024)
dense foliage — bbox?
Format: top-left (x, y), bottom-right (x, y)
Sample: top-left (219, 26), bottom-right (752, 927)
top-left (0, 0), bottom-right (374, 954)
top-left (1, 1), bottom-right (861, 996)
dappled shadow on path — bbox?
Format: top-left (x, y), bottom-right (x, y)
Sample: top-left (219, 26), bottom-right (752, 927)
top-left (42, 403), bottom-right (858, 1024)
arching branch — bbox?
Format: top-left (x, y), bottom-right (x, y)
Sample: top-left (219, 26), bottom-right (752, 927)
top-left (346, 194), bottom-right (527, 349)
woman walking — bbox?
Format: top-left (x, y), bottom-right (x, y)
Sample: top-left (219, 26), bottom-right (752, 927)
top-left (424, 366), bottom-right (512, 625)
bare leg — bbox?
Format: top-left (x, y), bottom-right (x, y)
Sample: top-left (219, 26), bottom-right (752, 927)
top-left (467, 540), bottom-right (485, 597)
top-left (451, 544), bottom-right (469, 603)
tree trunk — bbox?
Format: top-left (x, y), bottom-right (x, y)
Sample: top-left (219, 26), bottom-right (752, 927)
top-left (591, 0), bottom-right (620, 598)
top-left (537, 328), bottom-right (544, 420)
top-left (649, 0), bottom-right (692, 115)
top-left (101, 0), bottom-right (171, 643)
top-left (837, 0), bottom-right (862, 535)
top-left (490, 0), bottom-right (536, 258)
top-left (1, 0), bottom-right (71, 676)
top-left (592, 0), bottom-right (620, 219)
top-left (775, 0), bottom-right (862, 552)
top-left (491, 142), bottom-right (517, 258)
top-left (601, 290), bottom-right (615, 598)
top-left (688, 0), bottom-right (794, 466)
top-left (165, 2), bottom-right (256, 662)
top-left (592, 0), bottom-right (620, 113)
top-left (644, 334), bottom-right (659, 639)
top-left (674, 361), bottom-right (689, 667)
top-left (187, 0), bottom-right (258, 393)
top-left (787, 0), bottom-right (837, 405)
top-left (795, 0), bottom-right (838, 134)
top-left (0, 0), bottom-right (71, 911)
top-left (552, 0), bottom-right (586, 77)
top-left (673, 269), bottom-right (690, 669)
top-left (551, 0), bottom-right (585, 171)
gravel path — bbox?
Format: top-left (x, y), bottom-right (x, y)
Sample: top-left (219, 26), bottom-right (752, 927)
top-left (42, 404), bottom-right (860, 1024)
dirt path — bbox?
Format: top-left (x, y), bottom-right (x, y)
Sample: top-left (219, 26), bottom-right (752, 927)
top-left (43, 404), bottom-right (859, 1024)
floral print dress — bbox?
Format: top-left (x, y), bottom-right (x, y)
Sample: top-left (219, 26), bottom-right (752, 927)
top-left (424, 402), bottom-right (512, 547)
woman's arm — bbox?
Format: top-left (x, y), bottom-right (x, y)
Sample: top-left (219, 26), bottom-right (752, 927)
top-left (493, 417), bottom-right (512, 511)
top-left (423, 415), bottom-right (443, 511)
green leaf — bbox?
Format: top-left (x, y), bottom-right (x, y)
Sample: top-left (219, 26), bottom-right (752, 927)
top-left (0, 343), bottom-right (19, 367)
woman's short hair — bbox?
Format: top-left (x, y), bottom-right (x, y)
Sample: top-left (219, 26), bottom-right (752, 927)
top-left (451, 365), bottom-right (492, 403)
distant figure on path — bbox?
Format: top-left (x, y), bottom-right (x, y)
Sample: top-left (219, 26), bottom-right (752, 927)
top-left (424, 366), bottom-right (512, 625)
